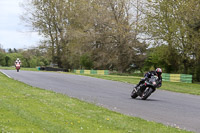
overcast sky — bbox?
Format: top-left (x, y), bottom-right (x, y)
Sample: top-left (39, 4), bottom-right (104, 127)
top-left (0, 0), bottom-right (42, 50)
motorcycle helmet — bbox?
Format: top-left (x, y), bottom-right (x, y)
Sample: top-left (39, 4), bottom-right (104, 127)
top-left (156, 68), bottom-right (162, 76)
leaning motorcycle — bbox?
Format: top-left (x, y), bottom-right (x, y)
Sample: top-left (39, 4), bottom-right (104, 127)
top-left (131, 76), bottom-right (159, 100)
top-left (16, 63), bottom-right (20, 72)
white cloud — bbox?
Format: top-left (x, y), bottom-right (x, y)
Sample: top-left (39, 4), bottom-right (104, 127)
top-left (0, 0), bottom-right (42, 49)
top-left (0, 30), bottom-right (42, 49)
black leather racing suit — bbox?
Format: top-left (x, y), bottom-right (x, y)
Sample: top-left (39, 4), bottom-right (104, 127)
top-left (135, 71), bottom-right (162, 89)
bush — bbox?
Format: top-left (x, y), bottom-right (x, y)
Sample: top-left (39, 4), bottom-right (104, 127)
top-left (30, 58), bottom-right (37, 68)
top-left (80, 54), bottom-right (93, 69)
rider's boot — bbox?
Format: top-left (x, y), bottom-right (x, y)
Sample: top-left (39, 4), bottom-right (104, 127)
top-left (134, 83), bottom-right (143, 96)
top-left (134, 83), bottom-right (140, 89)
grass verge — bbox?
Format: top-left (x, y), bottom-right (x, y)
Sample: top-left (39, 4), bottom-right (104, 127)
top-left (0, 72), bottom-right (192, 133)
top-left (0, 66), bottom-right (38, 71)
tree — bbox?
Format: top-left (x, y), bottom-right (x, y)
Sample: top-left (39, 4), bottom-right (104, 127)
top-left (143, 1), bottom-right (191, 72)
top-left (21, 0), bottom-right (148, 72)
top-left (74, 0), bottom-right (148, 72)
top-left (183, 0), bottom-right (200, 81)
top-left (80, 53), bottom-right (93, 69)
top-left (13, 48), bottom-right (18, 53)
top-left (143, 0), bottom-right (200, 81)
top-left (21, 0), bottom-right (68, 67)
top-left (8, 48), bottom-right (13, 53)
top-left (0, 52), bottom-right (6, 66)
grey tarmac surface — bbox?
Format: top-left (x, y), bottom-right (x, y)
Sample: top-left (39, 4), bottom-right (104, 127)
top-left (1, 70), bottom-right (200, 132)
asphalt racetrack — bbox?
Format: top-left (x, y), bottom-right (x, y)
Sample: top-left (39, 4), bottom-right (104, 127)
top-left (1, 70), bottom-right (200, 132)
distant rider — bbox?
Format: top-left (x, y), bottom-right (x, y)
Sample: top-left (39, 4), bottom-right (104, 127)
top-left (134, 68), bottom-right (162, 94)
top-left (15, 58), bottom-right (21, 66)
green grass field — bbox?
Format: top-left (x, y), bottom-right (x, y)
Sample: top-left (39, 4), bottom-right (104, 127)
top-left (0, 72), bottom-right (192, 132)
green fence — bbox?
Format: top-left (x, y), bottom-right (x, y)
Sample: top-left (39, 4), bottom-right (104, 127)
top-left (162, 73), bottom-right (192, 83)
top-left (73, 70), bottom-right (109, 75)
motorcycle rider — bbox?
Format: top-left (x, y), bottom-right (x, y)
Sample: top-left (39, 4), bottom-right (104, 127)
top-left (15, 58), bottom-right (21, 66)
top-left (134, 68), bottom-right (162, 95)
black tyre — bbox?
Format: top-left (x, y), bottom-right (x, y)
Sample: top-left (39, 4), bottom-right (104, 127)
top-left (131, 89), bottom-right (138, 99)
top-left (17, 69), bottom-right (19, 72)
top-left (141, 87), bottom-right (153, 100)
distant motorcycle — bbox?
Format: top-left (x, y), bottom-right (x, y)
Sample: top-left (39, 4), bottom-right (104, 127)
top-left (131, 75), bottom-right (159, 100)
top-left (16, 63), bottom-right (20, 72)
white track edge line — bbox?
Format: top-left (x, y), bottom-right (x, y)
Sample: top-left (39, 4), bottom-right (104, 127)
top-left (0, 70), bottom-right (11, 78)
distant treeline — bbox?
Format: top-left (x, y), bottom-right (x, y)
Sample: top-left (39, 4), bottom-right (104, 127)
top-left (0, 48), bottom-right (49, 68)
top-left (2, 0), bottom-right (200, 81)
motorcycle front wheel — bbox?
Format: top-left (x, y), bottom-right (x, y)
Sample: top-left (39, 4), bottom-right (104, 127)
top-left (131, 88), bottom-right (138, 99)
top-left (141, 87), bottom-right (153, 100)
